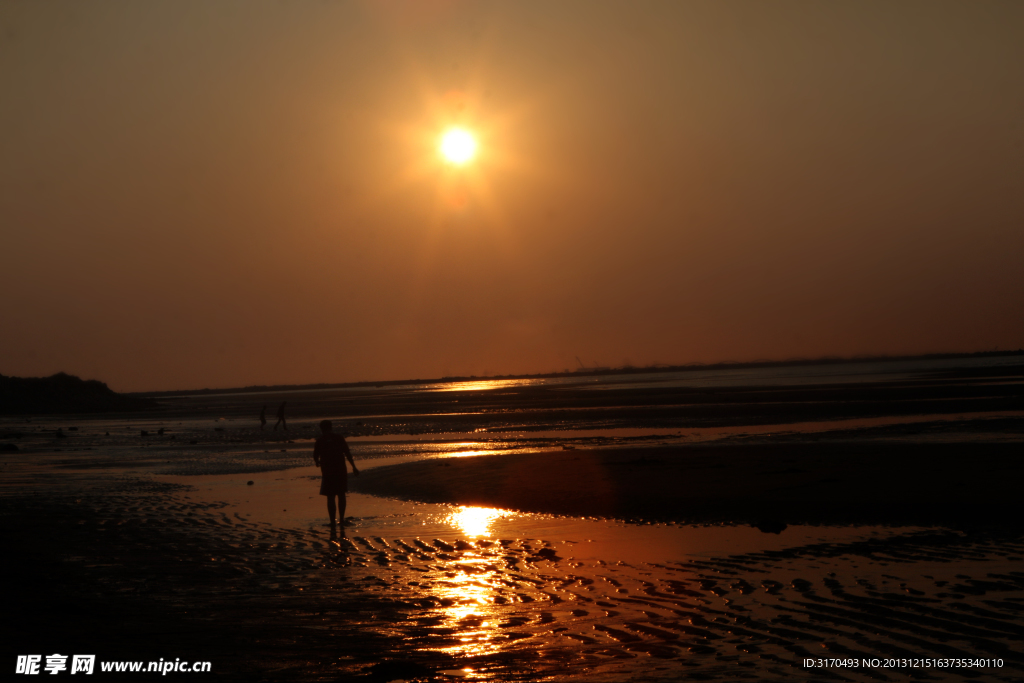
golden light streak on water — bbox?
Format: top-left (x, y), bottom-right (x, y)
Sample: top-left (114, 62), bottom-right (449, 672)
top-left (432, 556), bottom-right (505, 661)
top-left (436, 379), bottom-right (534, 392)
top-left (444, 449), bottom-right (496, 458)
top-left (428, 509), bottom-right (519, 662)
top-left (446, 506), bottom-right (511, 537)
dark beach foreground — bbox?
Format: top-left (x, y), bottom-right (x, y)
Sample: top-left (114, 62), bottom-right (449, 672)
top-left (7, 465), bottom-right (1024, 682)
top-left (4, 356), bottom-right (1023, 681)
top-left (6, 462), bottom-right (1024, 682)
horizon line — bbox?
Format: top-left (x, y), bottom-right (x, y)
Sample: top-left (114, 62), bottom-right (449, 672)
top-left (126, 348), bottom-right (1024, 398)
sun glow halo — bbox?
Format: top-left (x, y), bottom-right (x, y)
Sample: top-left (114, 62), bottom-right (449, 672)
top-left (440, 128), bottom-right (477, 165)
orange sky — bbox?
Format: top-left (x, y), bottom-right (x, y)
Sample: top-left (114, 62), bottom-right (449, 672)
top-left (2, 1), bottom-right (1022, 392)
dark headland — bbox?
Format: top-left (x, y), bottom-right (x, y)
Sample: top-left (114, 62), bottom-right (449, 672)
top-left (0, 372), bottom-right (157, 415)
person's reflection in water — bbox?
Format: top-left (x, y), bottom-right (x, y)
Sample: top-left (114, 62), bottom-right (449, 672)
top-left (314, 420), bottom-right (359, 536)
top-left (273, 401), bottom-right (287, 431)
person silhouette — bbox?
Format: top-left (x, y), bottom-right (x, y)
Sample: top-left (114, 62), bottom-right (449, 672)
top-left (273, 401), bottom-right (287, 431)
top-left (259, 405), bottom-right (267, 430)
top-left (313, 420), bottom-right (358, 533)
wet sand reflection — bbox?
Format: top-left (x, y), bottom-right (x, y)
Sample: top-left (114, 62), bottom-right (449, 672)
top-left (446, 506), bottom-right (513, 538)
top-left (7, 467), bottom-right (1024, 682)
top-left (433, 507), bottom-right (518, 663)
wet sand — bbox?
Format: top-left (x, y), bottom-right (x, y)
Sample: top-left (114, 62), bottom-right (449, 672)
top-left (5, 467), bottom-right (1022, 682)
top-left (352, 441), bottom-right (1024, 528)
top-left (3, 358), bottom-right (1023, 681)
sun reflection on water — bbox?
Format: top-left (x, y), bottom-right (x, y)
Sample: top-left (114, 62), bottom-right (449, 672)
top-left (444, 448), bottom-right (492, 458)
top-left (436, 379), bottom-right (532, 392)
top-left (432, 557), bottom-right (504, 659)
top-left (446, 506), bottom-right (512, 538)
top-left (423, 506), bottom-right (521, 663)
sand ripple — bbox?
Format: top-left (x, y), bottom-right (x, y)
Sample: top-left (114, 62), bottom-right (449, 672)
top-left (6, 476), bottom-right (1022, 681)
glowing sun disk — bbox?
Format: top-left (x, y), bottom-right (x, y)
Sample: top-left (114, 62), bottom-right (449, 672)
top-left (440, 128), bottom-right (477, 164)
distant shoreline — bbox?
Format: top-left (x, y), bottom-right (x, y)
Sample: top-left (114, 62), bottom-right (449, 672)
top-left (131, 349), bottom-right (1023, 398)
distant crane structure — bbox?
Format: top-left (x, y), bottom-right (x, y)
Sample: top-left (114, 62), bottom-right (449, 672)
top-left (575, 356), bottom-right (608, 372)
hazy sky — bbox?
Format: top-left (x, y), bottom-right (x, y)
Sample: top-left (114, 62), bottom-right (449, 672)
top-left (2, 0), bottom-right (1022, 391)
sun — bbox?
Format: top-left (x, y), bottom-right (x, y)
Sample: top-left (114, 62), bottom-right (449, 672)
top-left (439, 128), bottom-right (477, 165)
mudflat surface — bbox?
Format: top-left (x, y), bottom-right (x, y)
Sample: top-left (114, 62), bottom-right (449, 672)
top-left (6, 471), bottom-right (1023, 682)
top-left (353, 441), bottom-right (1024, 528)
top-left (6, 470), bottom-right (1024, 683)
top-left (4, 357), bottom-right (1024, 681)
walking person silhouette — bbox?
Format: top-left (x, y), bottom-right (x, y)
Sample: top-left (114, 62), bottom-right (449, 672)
top-left (313, 420), bottom-right (359, 535)
top-left (259, 405), bottom-right (267, 430)
top-left (273, 401), bottom-right (287, 431)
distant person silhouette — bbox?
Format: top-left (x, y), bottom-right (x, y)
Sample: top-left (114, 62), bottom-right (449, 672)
top-left (273, 401), bottom-right (287, 431)
top-left (314, 420), bottom-right (359, 534)
top-left (259, 405), bottom-right (267, 430)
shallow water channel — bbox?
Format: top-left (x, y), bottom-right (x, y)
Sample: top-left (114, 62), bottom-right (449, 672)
top-left (156, 460), bottom-right (928, 564)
